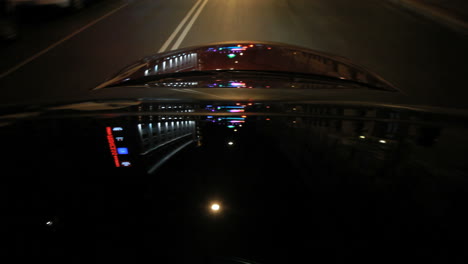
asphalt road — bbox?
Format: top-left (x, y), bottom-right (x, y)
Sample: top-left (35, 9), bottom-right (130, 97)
top-left (1, 0), bottom-right (468, 108)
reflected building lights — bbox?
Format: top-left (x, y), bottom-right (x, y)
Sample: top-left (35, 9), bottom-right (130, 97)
top-left (97, 101), bottom-right (449, 198)
top-left (105, 104), bottom-right (199, 172)
top-left (101, 43), bottom-right (394, 91)
top-left (207, 81), bottom-right (247, 88)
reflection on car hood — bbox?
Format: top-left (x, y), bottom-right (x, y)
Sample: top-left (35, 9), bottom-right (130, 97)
top-left (3, 42), bottom-right (468, 262)
top-left (2, 99), bottom-right (468, 262)
top-left (95, 41), bottom-right (397, 91)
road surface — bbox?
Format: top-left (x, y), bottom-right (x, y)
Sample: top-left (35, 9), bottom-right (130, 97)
top-left (0, 0), bottom-right (467, 108)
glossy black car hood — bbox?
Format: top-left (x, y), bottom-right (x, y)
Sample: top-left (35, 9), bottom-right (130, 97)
top-left (2, 42), bottom-right (468, 262)
top-left (2, 99), bottom-right (468, 263)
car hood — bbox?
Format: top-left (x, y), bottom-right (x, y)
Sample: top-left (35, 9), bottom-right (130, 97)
top-left (3, 42), bottom-right (468, 262)
top-left (2, 99), bottom-right (468, 262)
top-left (94, 41), bottom-right (397, 91)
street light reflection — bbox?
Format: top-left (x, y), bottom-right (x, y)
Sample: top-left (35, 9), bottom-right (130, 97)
top-left (211, 203), bottom-right (220, 211)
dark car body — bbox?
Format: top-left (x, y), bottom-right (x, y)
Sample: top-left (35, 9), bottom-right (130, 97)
top-left (2, 42), bottom-right (468, 263)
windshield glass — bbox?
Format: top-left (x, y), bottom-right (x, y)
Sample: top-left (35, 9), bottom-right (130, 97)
top-left (1, 0), bottom-right (468, 262)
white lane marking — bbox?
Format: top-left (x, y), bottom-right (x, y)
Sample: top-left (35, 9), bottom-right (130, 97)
top-left (158, 0), bottom-right (202, 53)
top-left (0, 2), bottom-right (129, 79)
top-left (170, 0), bottom-right (209, 50)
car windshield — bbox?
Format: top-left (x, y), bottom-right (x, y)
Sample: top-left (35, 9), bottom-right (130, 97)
top-left (1, 0), bottom-right (468, 263)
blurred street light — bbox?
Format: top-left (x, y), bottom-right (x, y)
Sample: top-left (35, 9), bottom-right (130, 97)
top-left (211, 203), bottom-right (221, 212)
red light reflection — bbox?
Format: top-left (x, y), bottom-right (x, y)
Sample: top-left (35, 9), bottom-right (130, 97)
top-left (106, 127), bottom-right (121, 167)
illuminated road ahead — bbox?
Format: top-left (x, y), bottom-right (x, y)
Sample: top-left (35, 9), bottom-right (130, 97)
top-left (0, 0), bottom-right (467, 107)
